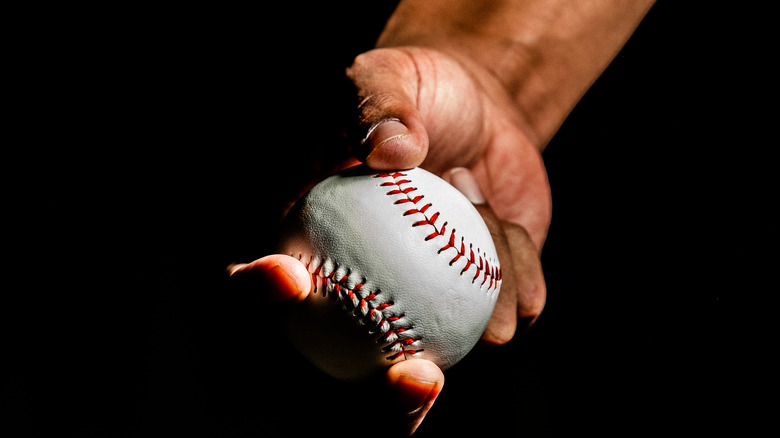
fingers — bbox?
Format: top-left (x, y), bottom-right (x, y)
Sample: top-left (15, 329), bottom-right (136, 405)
top-left (443, 167), bottom-right (546, 345)
top-left (347, 49), bottom-right (429, 170)
top-left (476, 202), bottom-right (546, 343)
top-left (385, 359), bottom-right (445, 437)
top-left (228, 254), bottom-right (444, 436)
top-left (363, 118), bottom-right (427, 170)
top-left (486, 219), bottom-right (546, 340)
top-left (227, 254), bottom-right (311, 304)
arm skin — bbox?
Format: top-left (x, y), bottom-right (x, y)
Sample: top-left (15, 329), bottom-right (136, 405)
top-left (232, 1), bottom-right (654, 435)
top-left (351, 0), bottom-right (654, 252)
top-left (375, 0), bottom-right (655, 151)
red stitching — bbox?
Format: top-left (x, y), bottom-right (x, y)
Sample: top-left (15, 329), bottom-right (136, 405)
top-left (376, 171), bottom-right (502, 290)
top-left (377, 172), bottom-right (407, 179)
top-left (394, 195), bottom-right (424, 205)
top-left (290, 170), bottom-right (501, 365)
top-left (298, 254), bottom-right (422, 362)
top-left (403, 203), bottom-right (431, 216)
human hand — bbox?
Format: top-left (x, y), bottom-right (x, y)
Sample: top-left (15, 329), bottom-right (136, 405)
top-left (234, 1), bottom-right (648, 433)
top-left (347, 47), bottom-right (550, 342)
top-left (228, 256), bottom-right (445, 437)
top-left (228, 46), bottom-right (549, 436)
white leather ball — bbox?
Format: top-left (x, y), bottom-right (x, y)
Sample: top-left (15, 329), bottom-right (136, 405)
top-left (277, 165), bottom-right (501, 381)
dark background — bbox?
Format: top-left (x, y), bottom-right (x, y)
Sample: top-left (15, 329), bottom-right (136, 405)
top-left (9, 1), bottom-right (765, 436)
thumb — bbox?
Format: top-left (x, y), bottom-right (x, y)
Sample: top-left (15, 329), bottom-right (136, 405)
top-left (347, 48), bottom-right (429, 170)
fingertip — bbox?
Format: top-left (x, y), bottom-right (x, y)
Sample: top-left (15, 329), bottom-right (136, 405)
top-left (386, 359), bottom-right (444, 435)
top-left (481, 315), bottom-right (517, 346)
top-left (387, 359), bottom-right (445, 390)
top-left (228, 255), bottom-right (311, 303)
top-left (479, 218), bottom-right (546, 345)
top-left (502, 224), bottom-right (547, 330)
top-left (363, 119), bottom-right (428, 170)
top-left (226, 263), bottom-right (247, 276)
top-left (442, 167), bottom-right (487, 205)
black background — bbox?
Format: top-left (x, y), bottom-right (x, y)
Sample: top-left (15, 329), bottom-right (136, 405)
top-left (9, 1), bottom-right (765, 436)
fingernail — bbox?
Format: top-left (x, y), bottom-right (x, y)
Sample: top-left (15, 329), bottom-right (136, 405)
top-left (395, 374), bottom-right (439, 415)
top-left (444, 167), bottom-right (486, 205)
top-left (364, 118), bottom-right (409, 149)
top-left (226, 263), bottom-right (247, 276)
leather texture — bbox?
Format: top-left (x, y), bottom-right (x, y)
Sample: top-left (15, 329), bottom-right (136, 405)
top-left (278, 165), bottom-right (501, 381)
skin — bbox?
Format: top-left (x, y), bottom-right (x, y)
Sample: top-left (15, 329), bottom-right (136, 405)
top-left (230, 0), bottom-right (654, 435)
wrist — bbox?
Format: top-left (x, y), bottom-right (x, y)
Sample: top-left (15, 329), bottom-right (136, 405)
top-left (375, 0), bottom-right (556, 150)
top-left (375, 0), bottom-right (655, 150)
top-left (376, 0), bottom-right (534, 92)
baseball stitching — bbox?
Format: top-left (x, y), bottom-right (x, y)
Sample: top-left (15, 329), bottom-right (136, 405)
top-left (296, 255), bottom-right (421, 361)
top-left (292, 170), bottom-right (502, 363)
top-left (376, 171), bottom-right (502, 291)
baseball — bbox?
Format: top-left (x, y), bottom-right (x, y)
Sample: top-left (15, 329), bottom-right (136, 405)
top-left (277, 165), bottom-right (501, 381)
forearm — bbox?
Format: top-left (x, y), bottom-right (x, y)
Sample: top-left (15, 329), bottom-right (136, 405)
top-left (377, 0), bottom-right (655, 150)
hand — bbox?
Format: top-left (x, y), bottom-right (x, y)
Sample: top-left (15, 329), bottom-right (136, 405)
top-left (230, 1), bottom-right (652, 433)
top-left (228, 257), bottom-right (445, 437)
top-left (229, 47), bottom-right (550, 436)
top-left (348, 47), bottom-right (550, 341)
